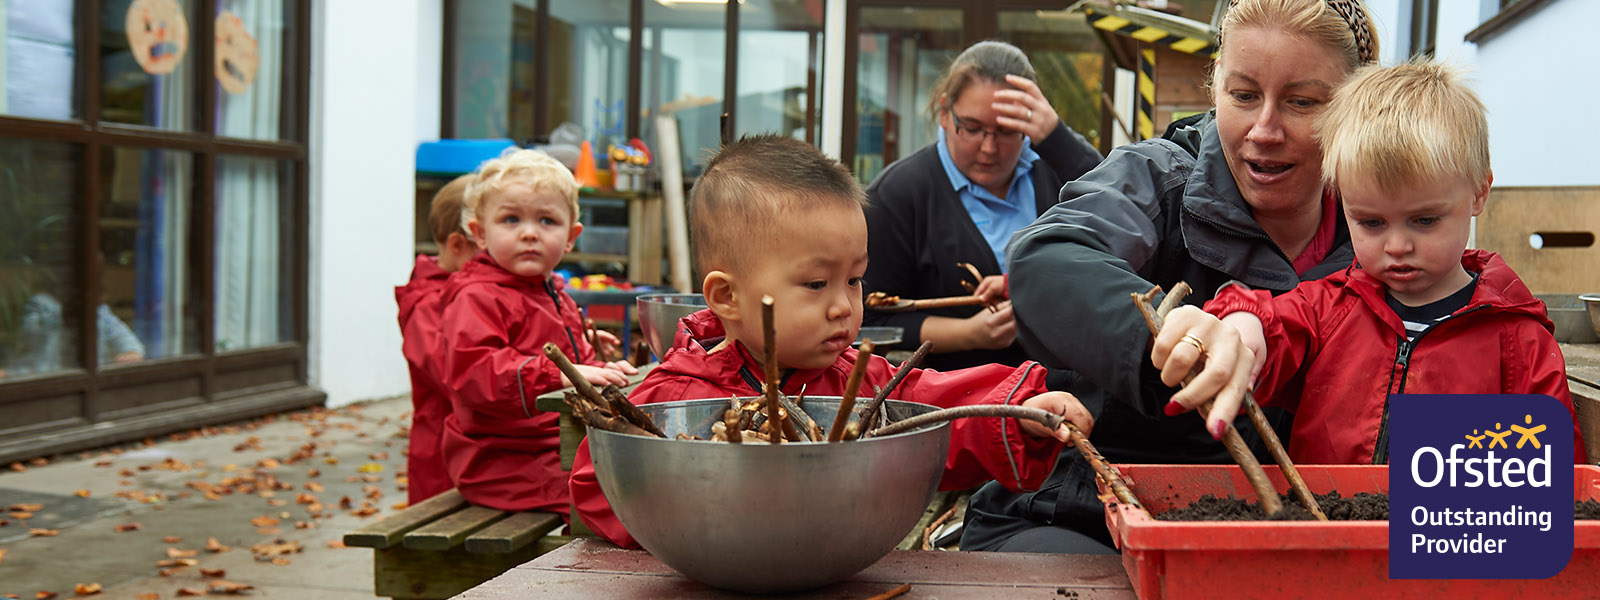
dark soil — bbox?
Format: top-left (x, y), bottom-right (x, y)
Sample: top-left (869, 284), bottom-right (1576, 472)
top-left (1578, 499), bottom-right (1600, 520)
top-left (1155, 491), bottom-right (1388, 521)
top-left (1158, 493), bottom-right (1600, 522)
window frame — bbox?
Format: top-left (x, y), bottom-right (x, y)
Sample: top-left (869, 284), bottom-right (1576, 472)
top-left (0, 0), bottom-right (314, 459)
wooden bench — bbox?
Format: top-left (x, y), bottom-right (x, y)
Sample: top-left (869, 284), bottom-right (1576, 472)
top-left (344, 365), bottom-right (655, 599)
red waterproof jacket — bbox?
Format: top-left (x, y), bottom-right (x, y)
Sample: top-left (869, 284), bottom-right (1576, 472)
top-left (396, 254), bottom-right (454, 504)
top-left (569, 309), bottom-right (1065, 548)
top-left (1205, 250), bottom-right (1583, 465)
top-left (439, 252), bottom-right (601, 513)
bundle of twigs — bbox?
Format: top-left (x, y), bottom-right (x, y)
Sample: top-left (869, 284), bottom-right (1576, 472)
top-left (543, 299), bottom-right (1069, 445)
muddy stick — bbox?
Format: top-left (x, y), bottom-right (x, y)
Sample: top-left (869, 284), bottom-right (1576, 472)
top-left (867, 404), bottom-right (1064, 438)
top-left (723, 407), bottom-right (743, 444)
top-left (600, 385), bottom-right (666, 438)
top-left (1131, 286), bottom-right (1285, 516)
top-left (1066, 422), bottom-right (1143, 511)
top-left (859, 340), bottom-right (933, 436)
top-left (561, 391), bottom-right (655, 437)
top-left (761, 296), bottom-right (783, 444)
top-left (827, 340), bottom-right (875, 442)
top-left (777, 395), bottom-right (819, 441)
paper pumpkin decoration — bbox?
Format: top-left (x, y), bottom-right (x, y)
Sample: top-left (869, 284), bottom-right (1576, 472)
top-left (126, 0), bottom-right (189, 76)
top-left (214, 10), bottom-right (259, 94)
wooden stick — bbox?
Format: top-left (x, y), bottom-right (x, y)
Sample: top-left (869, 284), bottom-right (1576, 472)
top-left (560, 392), bottom-right (655, 438)
top-left (828, 340), bottom-right (875, 442)
top-left (859, 340), bottom-right (933, 436)
top-left (723, 408), bottom-right (742, 444)
top-left (867, 404), bottom-right (1064, 438)
top-left (544, 343), bottom-right (608, 412)
top-left (600, 385), bottom-right (666, 438)
top-left (1065, 423), bottom-right (1143, 511)
top-left (777, 395), bottom-right (819, 441)
top-left (909, 296), bottom-right (987, 310)
top-left (761, 296), bottom-right (782, 444)
top-left (1130, 285), bottom-right (1293, 517)
top-left (864, 583), bottom-right (911, 600)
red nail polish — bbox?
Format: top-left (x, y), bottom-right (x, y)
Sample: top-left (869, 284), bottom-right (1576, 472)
top-left (1164, 401), bottom-right (1184, 417)
top-left (1210, 420), bottom-right (1227, 440)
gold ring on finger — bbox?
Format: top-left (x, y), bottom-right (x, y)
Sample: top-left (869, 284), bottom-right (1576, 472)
top-left (1179, 334), bottom-right (1207, 356)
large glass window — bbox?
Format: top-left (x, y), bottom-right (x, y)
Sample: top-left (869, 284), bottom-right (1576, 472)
top-left (101, 147), bottom-right (199, 363)
top-left (853, 6), bottom-right (962, 185)
top-left (451, 0), bottom-right (515, 139)
top-left (101, 0), bottom-right (199, 130)
top-left (549, 1), bottom-right (631, 148)
top-left (213, 0), bottom-right (289, 140)
top-left (736, 0), bottom-right (823, 143)
top-left (1, 3), bottom-right (77, 120)
top-left (0, 139), bottom-right (81, 379)
top-left (1000, 8), bottom-right (1103, 150)
top-left (215, 155), bottom-right (291, 351)
top-left (642, 0), bottom-right (725, 180)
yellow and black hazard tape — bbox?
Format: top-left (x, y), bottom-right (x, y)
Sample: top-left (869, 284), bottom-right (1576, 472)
top-left (1137, 48), bottom-right (1155, 140)
top-left (1086, 6), bottom-right (1218, 58)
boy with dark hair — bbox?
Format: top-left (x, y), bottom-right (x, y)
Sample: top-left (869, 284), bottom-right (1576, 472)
top-left (569, 135), bottom-right (1093, 548)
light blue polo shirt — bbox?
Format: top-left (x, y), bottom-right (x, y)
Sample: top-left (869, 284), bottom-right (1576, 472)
top-left (935, 127), bottom-right (1037, 273)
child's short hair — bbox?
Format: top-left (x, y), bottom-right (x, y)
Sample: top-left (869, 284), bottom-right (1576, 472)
top-left (688, 135), bottom-right (867, 276)
top-left (1318, 60), bottom-right (1489, 191)
top-left (428, 174), bottom-right (472, 246)
top-left (463, 148), bottom-right (580, 227)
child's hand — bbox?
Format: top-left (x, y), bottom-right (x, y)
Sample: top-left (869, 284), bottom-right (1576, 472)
top-left (963, 300), bottom-right (1016, 350)
top-left (594, 328), bottom-right (624, 361)
top-left (566, 364), bottom-right (631, 388)
top-left (1150, 306), bottom-right (1257, 439)
top-left (1019, 391), bottom-right (1094, 444)
top-left (603, 360), bottom-right (638, 375)
top-left (973, 275), bottom-right (1009, 304)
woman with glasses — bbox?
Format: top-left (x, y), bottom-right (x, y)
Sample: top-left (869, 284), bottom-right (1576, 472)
top-left (863, 40), bottom-right (1101, 372)
top-left (963, 0), bottom-right (1379, 554)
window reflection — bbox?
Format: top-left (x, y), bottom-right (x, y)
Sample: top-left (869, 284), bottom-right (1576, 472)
top-left (102, 0), bottom-right (199, 130)
top-left (736, 0), bottom-right (823, 144)
top-left (102, 147), bottom-right (199, 363)
top-left (215, 155), bottom-right (292, 351)
top-left (854, 7), bottom-right (962, 185)
top-left (0, 140), bottom-right (80, 378)
top-left (214, 0), bottom-right (289, 140)
top-left (548, 1), bottom-right (631, 148)
top-left (999, 9), bottom-right (1104, 150)
top-left (1, 3), bottom-right (77, 120)
top-left (642, 1), bottom-right (725, 180)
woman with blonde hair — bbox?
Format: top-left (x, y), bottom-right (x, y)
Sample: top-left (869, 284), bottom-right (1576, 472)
top-left (963, 0), bottom-right (1379, 553)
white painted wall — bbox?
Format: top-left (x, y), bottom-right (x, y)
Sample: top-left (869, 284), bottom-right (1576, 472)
top-left (310, 0), bottom-right (425, 406)
top-left (1465, 0), bottom-right (1597, 187)
top-left (415, 0), bottom-right (442, 144)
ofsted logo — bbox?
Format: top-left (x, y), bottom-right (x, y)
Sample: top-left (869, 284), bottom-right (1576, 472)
top-left (1389, 394), bottom-right (1573, 580)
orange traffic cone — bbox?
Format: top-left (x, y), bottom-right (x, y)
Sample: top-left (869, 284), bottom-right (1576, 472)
top-left (574, 140), bottom-right (600, 189)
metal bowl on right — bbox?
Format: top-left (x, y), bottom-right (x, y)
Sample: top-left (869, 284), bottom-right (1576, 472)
top-left (1579, 294), bottom-right (1600, 341)
top-left (636, 293), bottom-right (706, 359)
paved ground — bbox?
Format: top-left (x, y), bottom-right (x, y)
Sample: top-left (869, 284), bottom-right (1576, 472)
top-left (0, 395), bottom-right (415, 599)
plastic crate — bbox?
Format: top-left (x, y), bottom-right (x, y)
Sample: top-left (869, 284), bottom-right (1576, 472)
top-left (1100, 464), bottom-right (1600, 599)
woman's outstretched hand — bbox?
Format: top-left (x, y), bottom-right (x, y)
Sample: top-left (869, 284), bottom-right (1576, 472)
top-left (992, 74), bottom-right (1060, 144)
top-left (1150, 306), bottom-right (1261, 439)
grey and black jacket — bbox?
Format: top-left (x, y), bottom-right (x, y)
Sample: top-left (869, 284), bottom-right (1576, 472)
top-left (961, 113), bottom-right (1354, 551)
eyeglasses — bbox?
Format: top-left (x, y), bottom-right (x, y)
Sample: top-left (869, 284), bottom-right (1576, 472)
top-left (950, 112), bottom-right (1025, 144)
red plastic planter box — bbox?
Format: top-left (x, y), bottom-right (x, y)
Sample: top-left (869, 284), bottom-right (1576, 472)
top-left (1100, 464), bottom-right (1600, 599)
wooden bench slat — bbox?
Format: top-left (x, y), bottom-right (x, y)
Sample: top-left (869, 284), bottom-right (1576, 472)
top-left (403, 505), bottom-right (508, 551)
top-left (464, 511), bottom-right (563, 554)
top-left (343, 489), bottom-right (468, 549)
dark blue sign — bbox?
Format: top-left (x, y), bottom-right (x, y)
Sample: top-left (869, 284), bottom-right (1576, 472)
top-left (1389, 394), bottom-right (1574, 579)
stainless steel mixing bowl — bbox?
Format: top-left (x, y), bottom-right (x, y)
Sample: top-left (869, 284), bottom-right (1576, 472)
top-left (587, 397), bottom-right (950, 593)
top-left (636, 293), bottom-right (707, 359)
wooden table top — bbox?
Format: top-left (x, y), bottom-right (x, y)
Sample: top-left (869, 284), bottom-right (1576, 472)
top-left (455, 538), bottom-right (1135, 599)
